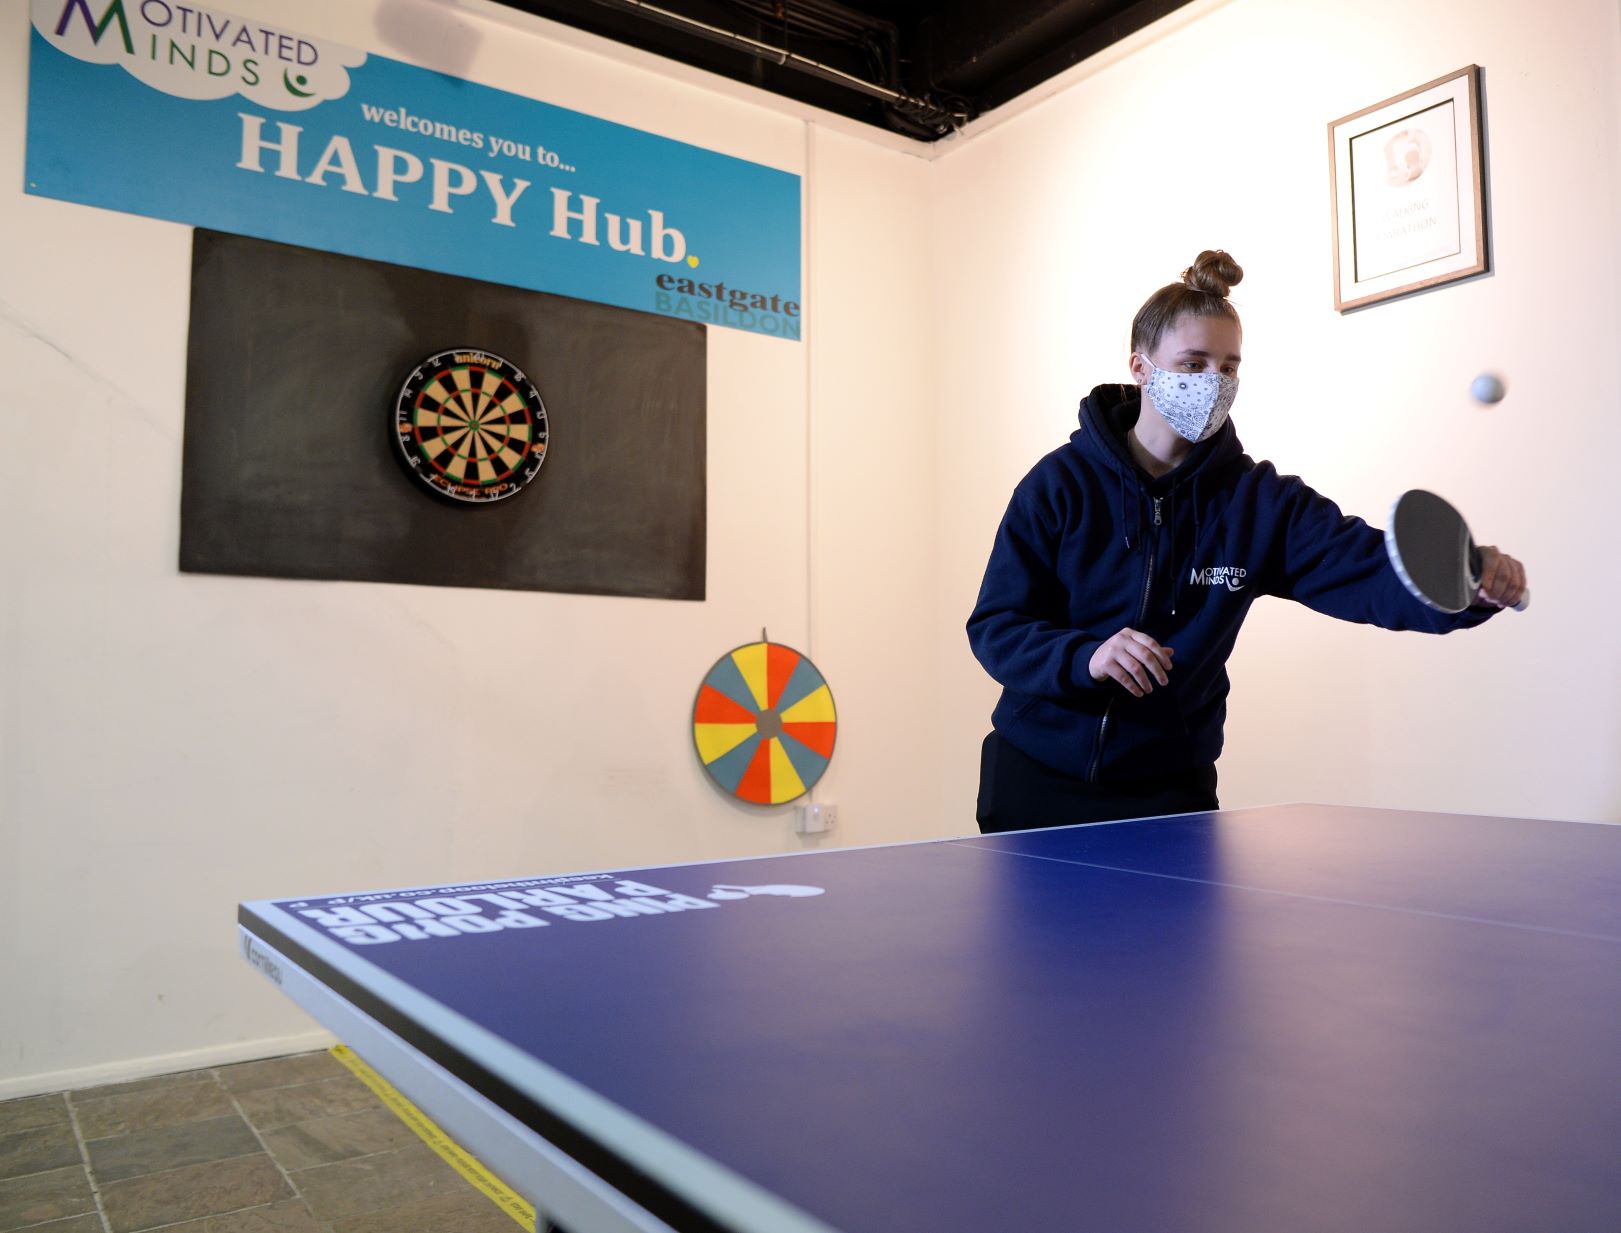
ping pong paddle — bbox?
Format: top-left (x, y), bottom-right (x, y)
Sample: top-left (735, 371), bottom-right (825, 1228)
top-left (1385, 488), bottom-right (1529, 613)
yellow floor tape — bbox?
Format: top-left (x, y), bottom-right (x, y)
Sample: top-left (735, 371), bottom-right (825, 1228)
top-left (330, 1043), bottom-right (536, 1229)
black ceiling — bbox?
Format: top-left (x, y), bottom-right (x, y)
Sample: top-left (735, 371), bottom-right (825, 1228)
top-left (493, 0), bottom-right (1199, 140)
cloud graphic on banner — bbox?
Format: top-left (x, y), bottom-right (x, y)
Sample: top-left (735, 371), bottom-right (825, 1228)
top-left (35, 0), bottom-right (367, 112)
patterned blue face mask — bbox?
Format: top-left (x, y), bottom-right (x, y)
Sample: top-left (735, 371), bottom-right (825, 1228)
top-left (1141, 358), bottom-right (1239, 443)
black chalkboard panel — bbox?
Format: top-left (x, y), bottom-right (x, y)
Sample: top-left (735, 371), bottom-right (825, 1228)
top-left (180, 229), bottom-right (706, 600)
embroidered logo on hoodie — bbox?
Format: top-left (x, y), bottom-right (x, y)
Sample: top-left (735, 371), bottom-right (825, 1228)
top-left (1189, 565), bottom-right (1248, 592)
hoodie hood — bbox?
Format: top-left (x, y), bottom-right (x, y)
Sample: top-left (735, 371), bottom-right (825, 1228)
top-left (1072, 382), bottom-right (1241, 487)
top-left (1070, 383), bottom-right (1244, 585)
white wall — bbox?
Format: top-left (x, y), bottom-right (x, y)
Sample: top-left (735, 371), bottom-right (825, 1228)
top-left (930, 0), bottom-right (1621, 825)
top-left (0, 0), bottom-right (933, 1096)
top-left (803, 127), bottom-right (940, 843)
top-left (7, 0), bottom-right (1617, 1099)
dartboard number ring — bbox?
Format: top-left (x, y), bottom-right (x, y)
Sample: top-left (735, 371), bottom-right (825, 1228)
top-left (394, 349), bottom-right (548, 503)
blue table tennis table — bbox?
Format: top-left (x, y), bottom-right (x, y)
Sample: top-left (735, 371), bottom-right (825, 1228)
top-left (238, 803), bottom-right (1621, 1232)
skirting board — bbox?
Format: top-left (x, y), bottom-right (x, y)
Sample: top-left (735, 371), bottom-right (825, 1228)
top-left (0, 1029), bottom-right (338, 1101)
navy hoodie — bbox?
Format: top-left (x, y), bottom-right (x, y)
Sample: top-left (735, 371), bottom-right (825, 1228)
top-left (967, 383), bottom-right (1495, 783)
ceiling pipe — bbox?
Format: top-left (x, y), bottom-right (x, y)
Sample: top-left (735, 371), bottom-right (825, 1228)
top-left (582, 0), bottom-right (969, 133)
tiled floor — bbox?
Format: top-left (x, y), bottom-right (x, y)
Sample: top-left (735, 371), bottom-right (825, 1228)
top-left (0, 1051), bottom-right (520, 1232)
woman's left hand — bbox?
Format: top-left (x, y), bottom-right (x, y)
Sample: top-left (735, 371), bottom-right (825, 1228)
top-left (1476, 546), bottom-right (1527, 608)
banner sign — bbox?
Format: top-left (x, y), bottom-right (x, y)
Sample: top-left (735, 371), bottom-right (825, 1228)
top-left (25, 0), bottom-right (803, 339)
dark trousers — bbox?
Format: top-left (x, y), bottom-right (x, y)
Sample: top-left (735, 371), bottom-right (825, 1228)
top-left (976, 731), bottom-right (1218, 834)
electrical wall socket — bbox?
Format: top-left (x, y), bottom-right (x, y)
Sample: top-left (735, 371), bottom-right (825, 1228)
top-left (796, 802), bottom-right (837, 834)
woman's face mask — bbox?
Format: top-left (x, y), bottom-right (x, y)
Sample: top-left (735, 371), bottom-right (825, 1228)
top-left (1141, 358), bottom-right (1239, 443)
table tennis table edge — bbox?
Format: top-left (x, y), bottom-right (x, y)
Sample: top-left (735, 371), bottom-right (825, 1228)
top-left (238, 906), bottom-right (844, 1233)
top-left (244, 800), bottom-right (1608, 916)
top-left (235, 804), bottom-right (1293, 910)
top-left (239, 922), bottom-right (672, 1233)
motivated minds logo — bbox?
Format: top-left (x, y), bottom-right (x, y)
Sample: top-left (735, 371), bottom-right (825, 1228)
top-left (1189, 564), bottom-right (1248, 592)
top-left (36, 0), bottom-right (366, 111)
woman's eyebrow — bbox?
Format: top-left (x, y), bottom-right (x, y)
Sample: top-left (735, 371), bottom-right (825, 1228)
top-left (1175, 348), bottom-right (1242, 361)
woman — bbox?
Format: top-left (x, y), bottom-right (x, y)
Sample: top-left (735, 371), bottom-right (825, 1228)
top-left (967, 250), bottom-right (1527, 832)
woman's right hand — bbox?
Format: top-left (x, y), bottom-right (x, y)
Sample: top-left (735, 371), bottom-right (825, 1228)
top-left (1089, 629), bottom-right (1173, 697)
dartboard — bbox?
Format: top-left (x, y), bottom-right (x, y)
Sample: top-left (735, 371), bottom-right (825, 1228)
top-left (394, 349), bottom-right (548, 503)
top-left (693, 641), bottom-right (837, 806)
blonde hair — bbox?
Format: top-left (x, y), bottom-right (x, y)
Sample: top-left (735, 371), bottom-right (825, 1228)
top-left (1130, 250), bottom-right (1243, 358)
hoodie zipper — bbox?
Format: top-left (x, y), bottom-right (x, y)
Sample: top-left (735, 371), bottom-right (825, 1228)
top-left (1089, 496), bottom-right (1162, 784)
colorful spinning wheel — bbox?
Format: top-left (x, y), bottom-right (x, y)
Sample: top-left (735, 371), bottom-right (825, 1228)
top-left (693, 641), bottom-right (837, 805)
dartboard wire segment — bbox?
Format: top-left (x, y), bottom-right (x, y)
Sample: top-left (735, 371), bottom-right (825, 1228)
top-left (394, 348), bottom-right (549, 504)
top-left (693, 641), bottom-right (837, 806)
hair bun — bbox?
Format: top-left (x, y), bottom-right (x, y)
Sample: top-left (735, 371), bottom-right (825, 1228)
top-left (1182, 250), bottom-right (1243, 298)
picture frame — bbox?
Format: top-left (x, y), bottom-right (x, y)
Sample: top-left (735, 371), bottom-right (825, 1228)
top-left (1328, 65), bottom-right (1488, 312)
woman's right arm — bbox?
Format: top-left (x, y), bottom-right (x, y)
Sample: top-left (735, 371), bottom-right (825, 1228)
top-left (966, 483), bottom-right (1113, 699)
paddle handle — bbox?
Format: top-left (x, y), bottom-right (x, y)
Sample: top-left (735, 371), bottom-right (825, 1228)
top-left (1468, 546), bottom-right (1529, 613)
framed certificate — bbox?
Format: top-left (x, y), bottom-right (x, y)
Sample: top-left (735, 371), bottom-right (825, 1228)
top-left (1328, 66), bottom-right (1489, 311)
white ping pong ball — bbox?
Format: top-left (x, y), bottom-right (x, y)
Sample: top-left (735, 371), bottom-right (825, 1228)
top-left (1471, 373), bottom-right (1506, 404)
